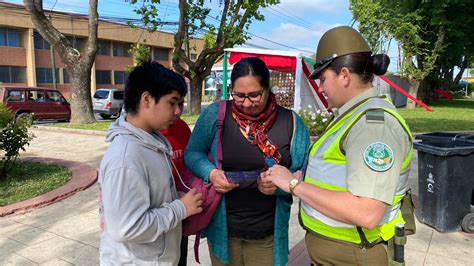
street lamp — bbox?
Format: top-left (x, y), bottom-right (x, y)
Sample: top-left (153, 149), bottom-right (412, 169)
top-left (375, 19), bottom-right (386, 91)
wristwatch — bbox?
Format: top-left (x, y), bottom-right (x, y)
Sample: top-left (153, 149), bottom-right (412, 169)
top-left (289, 178), bottom-right (301, 195)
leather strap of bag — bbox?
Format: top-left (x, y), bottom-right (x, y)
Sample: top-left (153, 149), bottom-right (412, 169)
top-left (216, 100), bottom-right (226, 170)
top-left (193, 100), bottom-right (227, 263)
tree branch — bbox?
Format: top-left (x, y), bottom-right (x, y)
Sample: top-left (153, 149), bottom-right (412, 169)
top-left (84, 0), bottom-right (98, 68)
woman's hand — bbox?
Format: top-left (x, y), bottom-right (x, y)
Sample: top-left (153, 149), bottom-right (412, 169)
top-left (209, 169), bottom-right (239, 193)
top-left (262, 165), bottom-right (301, 193)
top-left (258, 173), bottom-right (277, 195)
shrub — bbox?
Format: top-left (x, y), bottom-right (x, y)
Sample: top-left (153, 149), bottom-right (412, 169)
top-left (298, 105), bottom-right (331, 136)
top-left (0, 104), bottom-right (35, 180)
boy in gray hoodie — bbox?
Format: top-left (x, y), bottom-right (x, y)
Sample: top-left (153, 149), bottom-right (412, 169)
top-left (98, 61), bottom-right (203, 265)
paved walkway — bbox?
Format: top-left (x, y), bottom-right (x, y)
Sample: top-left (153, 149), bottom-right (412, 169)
top-left (0, 128), bottom-right (473, 265)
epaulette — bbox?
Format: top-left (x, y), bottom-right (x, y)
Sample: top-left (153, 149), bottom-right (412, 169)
top-left (365, 109), bottom-right (385, 123)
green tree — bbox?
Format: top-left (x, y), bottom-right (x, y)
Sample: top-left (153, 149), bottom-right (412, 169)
top-left (350, 0), bottom-right (473, 108)
top-left (24, 0), bottom-right (98, 123)
top-left (130, 0), bottom-right (279, 115)
top-left (126, 42), bottom-right (152, 73)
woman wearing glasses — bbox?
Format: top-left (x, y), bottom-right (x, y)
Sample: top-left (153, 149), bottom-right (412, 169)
top-left (185, 57), bottom-right (309, 265)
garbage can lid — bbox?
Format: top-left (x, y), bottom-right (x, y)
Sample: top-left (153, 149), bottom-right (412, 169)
top-left (415, 132), bottom-right (474, 144)
top-left (413, 140), bottom-right (474, 156)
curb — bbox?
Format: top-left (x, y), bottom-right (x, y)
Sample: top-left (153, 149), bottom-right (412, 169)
top-left (32, 124), bottom-right (107, 136)
top-left (0, 157), bottom-right (98, 217)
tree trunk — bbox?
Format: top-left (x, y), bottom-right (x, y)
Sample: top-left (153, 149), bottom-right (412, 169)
top-left (70, 69), bottom-right (95, 123)
top-left (406, 80), bottom-right (420, 109)
top-left (453, 59), bottom-right (467, 85)
top-left (24, 0), bottom-right (98, 124)
top-left (189, 77), bottom-right (204, 115)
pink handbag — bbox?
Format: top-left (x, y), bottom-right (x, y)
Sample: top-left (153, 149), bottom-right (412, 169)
top-left (175, 167), bottom-right (221, 237)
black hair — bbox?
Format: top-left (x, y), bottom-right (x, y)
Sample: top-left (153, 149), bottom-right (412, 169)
top-left (124, 60), bottom-right (187, 115)
top-left (230, 57), bottom-right (270, 90)
top-left (327, 52), bottom-right (390, 83)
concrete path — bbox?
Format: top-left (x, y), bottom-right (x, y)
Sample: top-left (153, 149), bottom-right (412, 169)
top-left (0, 128), bottom-right (473, 265)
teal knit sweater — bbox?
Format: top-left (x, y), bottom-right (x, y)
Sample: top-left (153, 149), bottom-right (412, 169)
top-left (184, 101), bottom-right (310, 265)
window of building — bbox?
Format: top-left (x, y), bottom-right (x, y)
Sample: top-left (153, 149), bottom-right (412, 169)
top-left (114, 71), bottom-right (128, 85)
top-left (190, 53), bottom-right (197, 61)
top-left (66, 36), bottom-right (85, 52)
top-left (153, 47), bottom-right (169, 61)
top-left (36, 67), bottom-right (59, 84)
top-left (97, 40), bottom-right (111, 56)
top-left (63, 69), bottom-right (70, 84)
top-left (0, 66), bottom-right (26, 83)
top-left (0, 27), bottom-right (21, 47)
top-left (113, 42), bottom-right (132, 57)
top-left (33, 31), bottom-right (50, 50)
top-left (96, 70), bottom-right (111, 84)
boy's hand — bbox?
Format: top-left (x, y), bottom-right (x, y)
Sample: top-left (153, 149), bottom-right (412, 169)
top-left (180, 188), bottom-right (203, 217)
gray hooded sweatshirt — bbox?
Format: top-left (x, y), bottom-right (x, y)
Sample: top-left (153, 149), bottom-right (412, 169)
top-left (99, 116), bottom-right (187, 265)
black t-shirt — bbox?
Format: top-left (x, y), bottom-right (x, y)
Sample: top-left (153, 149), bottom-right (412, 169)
top-left (222, 103), bottom-right (293, 239)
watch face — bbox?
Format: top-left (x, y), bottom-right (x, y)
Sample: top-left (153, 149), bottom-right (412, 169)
top-left (290, 179), bottom-right (298, 186)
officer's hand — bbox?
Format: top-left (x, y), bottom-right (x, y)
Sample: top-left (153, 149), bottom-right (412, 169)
top-left (209, 169), bottom-right (238, 193)
top-left (263, 165), bottom-right (293, 193)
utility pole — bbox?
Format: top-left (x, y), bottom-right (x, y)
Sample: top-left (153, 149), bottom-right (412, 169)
top-left (376, 20), bottom-right (385, 91)
top-left (33, 0), bottom-right (42, 10)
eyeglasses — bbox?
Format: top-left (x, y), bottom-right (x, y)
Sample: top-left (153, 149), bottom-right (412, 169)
top-left (231, 89), bottom-right (265, 103)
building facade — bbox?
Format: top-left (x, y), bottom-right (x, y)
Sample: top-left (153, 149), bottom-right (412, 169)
top-left (0, 2), bottom-right (203, 99)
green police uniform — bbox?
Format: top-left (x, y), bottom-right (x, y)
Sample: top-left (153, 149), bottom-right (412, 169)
top-left (301, 87), bottom-right (413, 265)
top-left (302, 25), bottom-right (414, 265)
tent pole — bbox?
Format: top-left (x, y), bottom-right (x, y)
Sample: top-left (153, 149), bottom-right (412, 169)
top-left (222, 51), bottom-right (229, 100)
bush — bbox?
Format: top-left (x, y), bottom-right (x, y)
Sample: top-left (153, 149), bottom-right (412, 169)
top-left (202, 94), bottom-right (216, 102)
top-left (0, 104), bottom-right (34, 180)
top-left (447, 84), bottom-right (468, 97)
top-left (298, 105), bottom-right (331, 136)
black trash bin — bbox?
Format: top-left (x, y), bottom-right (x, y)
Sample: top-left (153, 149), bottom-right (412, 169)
top-left (415, 132), bottom-right (474, 144)
top-left (414, 134), bottom-right (474, 233)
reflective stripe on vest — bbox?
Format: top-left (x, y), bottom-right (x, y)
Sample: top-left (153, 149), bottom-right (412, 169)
top-left (300, 96), bottom-right (413, 244)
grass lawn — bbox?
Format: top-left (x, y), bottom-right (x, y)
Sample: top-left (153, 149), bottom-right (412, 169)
top-left (48, 99), bottom-right (474, 134)
top-left (49, 114), bottom-right (200, 131)
top-left (0, 161), bottom-right (71, 206)
top-left (398, 98), bottom-right (474, 133)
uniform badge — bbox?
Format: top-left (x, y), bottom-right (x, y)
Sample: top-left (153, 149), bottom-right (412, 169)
top-left (363, 142), bottom-right (394, 172)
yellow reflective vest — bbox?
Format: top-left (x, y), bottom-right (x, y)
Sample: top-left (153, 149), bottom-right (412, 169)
top-left (300, 96), bottom-right (413, 245)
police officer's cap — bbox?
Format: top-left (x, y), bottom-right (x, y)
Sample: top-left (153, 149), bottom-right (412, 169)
top-left (309, 26), bottom-right (371, 79)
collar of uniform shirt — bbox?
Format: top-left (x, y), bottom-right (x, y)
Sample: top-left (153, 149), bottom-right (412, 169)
top-left (334, 87), bottom-right (380, 119)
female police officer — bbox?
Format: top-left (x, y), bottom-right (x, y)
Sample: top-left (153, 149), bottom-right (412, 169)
top-left (262, 26), bottom-right (413, 265)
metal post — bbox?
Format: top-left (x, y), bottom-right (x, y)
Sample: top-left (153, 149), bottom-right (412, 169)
top-left (466, 67), bottom-right (469, 97)
top-left (50, 46), bottom-right (57, 90)
top-left (222, 51), bottom-right (228, 100)
top-left (48, 14), bottom-right (57, 90)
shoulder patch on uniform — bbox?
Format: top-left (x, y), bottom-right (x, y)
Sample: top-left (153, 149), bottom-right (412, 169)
top-left (363, 142), bottom-right (394, 172)
top-left (366, 110), bottom-right (385, 123)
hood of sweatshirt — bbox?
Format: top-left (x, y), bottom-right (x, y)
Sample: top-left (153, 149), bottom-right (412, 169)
top-left (106, 116), bottom-right (173, 156)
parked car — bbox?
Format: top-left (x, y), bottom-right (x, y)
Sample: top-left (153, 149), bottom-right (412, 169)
top-left (92, 88), bottom-right (124, 119)
top-left (0, 85), bottom-right (71, 122)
